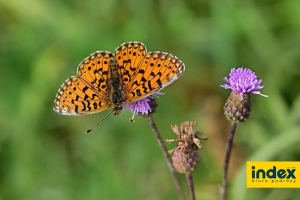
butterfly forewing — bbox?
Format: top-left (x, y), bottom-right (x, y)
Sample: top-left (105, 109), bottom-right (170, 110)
top-left (124, 51), bottom-right (185, 102)
top-left (115, 42), bottom-right (147, 87)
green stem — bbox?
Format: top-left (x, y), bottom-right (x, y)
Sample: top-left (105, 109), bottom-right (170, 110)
top-left (221, 122), bottom-right (237, 200)
top-left (186, 172), bottom-right (195, 200)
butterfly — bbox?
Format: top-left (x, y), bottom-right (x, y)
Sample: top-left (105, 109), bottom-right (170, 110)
top-left (53, 42), bottom-right (185, 117)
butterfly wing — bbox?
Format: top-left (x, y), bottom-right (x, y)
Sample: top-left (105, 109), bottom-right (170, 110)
top-left (77, 51), bottom-right (114, 93)
top-left (114, 42), bottom-right (147, 87)
top-left (53, 76), bottom-right (111, 115)
top-left (54, 51), bottom-right (114, 115)
top-left (120, 50), bottom-right (185, 102)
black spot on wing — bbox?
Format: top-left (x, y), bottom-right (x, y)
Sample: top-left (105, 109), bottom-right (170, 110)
top-left (131, 80), bottom-right (138, 87)
top-left (83, 86), bottom-right (89, 93)
top-left (82, 102), bottom-right (86, 111)
top-left (75, 105), bottom-right (79, 114)
top-left (87, 101), bottom-right (91, 111)
top-left (138, 69), bottom-right (145, 74)
top-left (142, 83), bottom-right (149, 94)
top-left (123, 70), bottom-right (130, 76)
top-left (147, 81), bottom-right (153, 91)
top-left (91, 79), bottom-right (96, 84)
top-left (157, 79), bottom-right (162, 88)
top-left (102, 71), bottom-right (108, 76)
top-left (141, 77), bottom-right (147, 82)
top-left (91, 94), bottom-right (97, 100)
top-left (93, 102), bottom-right (98, 109)
top-left (136, 89), bottom-right (141, 96)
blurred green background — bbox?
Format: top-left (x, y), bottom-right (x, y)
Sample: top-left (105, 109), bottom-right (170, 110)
top-left (1, 0), bottom-right (300, 199)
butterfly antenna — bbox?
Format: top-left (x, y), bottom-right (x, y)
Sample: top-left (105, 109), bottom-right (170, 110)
top-left (120, 113), bottom-right (135, 123)
top-left (85, 110), bottom-right (114, 133)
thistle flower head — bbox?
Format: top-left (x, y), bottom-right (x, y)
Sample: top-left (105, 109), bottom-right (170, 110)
top-left (221, 68), bottom-right (268, 99)
top-left (123, 91), bottom-right (163, 118)
top-left (166, 121), bottom-right (207, 173)
top-left (221, 68), bottom-right (268, 122)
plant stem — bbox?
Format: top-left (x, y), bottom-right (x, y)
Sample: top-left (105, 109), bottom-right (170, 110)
top-left (220, 122), bottom-right (237, 200)
top-left (147, 116), bottom-right (185, 200)
top-left (186, 173), bottom-right (195, 200)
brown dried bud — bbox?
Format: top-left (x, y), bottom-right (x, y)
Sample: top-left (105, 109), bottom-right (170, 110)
top-left (166, 121), bottom-right (207, 173)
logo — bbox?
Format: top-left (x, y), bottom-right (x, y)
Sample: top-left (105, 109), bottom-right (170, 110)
top-left (247, 162), bottom-right (300, 188)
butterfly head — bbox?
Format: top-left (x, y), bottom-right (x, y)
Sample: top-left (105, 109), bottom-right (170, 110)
top-left (113, 105), bottom-right (123, 115)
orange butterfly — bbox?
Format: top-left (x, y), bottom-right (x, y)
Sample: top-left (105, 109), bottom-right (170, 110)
top-left (53, 42), bottom-right (185, 118)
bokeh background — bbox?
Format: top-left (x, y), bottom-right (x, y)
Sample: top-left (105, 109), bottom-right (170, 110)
top-left (1, 0), bottom-right (300, 199)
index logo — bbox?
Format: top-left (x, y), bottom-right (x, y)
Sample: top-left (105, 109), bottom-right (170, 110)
top-left (247, 162), bottom-right (300, 188)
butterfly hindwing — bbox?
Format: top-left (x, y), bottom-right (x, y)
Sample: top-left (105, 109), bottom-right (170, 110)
top-left (53, 76), bottom-right (111, 115)
top-left (77, 51), bottom-right (114, 94)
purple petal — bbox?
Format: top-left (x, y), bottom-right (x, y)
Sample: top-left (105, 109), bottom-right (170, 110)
top-left (221, 67), bottom-right (267, 97)
top-left (123, 91), bottom-right (164, 117)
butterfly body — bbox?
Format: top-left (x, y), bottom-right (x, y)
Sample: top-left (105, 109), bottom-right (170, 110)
top-left (54, 42), bottom-right (185, 116)
top-left (108, 58), bottom-right (124, 115)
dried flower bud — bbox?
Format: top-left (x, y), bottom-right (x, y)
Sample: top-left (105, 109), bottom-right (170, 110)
top-left (167, 121), bottom-right (207, 173)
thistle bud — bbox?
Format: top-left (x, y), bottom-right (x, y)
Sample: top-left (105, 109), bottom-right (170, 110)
top-left (224, 91), bottom-right (251, 122)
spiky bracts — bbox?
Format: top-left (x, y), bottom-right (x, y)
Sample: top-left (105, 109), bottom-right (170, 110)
top-left (224, 91), bottom-right (251, 122)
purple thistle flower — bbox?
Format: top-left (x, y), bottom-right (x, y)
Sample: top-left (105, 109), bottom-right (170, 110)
top-left (221, 68), bottom-right (268, 122)
top-left (123, 91), bottom-right (164, 119)
top-left (221, 68), bottom-right (268, 98)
